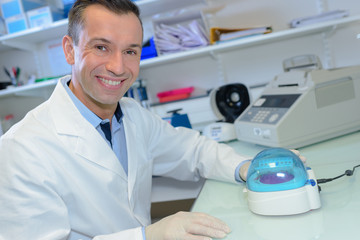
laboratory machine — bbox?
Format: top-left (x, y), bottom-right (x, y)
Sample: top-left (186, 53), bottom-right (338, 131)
top-left (235, 56), bottom-right (360, 148)
top-left (244, 148), bottom-right (321, 215)
top-left (203, 83), bottom-right (250, 142)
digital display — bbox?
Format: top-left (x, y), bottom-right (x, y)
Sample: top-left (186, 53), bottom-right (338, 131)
top-left (256, 94), bottom-right (300, 108)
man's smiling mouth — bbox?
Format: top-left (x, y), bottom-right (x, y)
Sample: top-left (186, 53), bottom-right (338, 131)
top-left (98, 77), bottom-right (123, 86)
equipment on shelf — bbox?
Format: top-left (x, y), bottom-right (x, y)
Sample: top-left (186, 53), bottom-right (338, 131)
top-left (235, 55), bottom-right (360, 148)
top-left (203, 83), bottom-right (250, 142)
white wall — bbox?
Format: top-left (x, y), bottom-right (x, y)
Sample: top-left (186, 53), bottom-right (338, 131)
top-left (0, 49), bottom-right (37, 84)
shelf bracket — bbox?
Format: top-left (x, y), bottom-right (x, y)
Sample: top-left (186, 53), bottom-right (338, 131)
top-left (208, 50), bottom-right (218, 60)
top-left (209, 50), bottom-right (228, 86)
top-left (322, 24), bottom-right (337, 69)
top-left (316, 0), bottom-right (329, 13)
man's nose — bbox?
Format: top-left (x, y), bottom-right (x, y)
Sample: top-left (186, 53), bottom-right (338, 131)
top-left (106, 51), bottom-right (125, 76)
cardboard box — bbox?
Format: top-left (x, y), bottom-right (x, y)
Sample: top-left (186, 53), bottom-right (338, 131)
top-left (27, 6), bottom-right (64, 28)
top-left (5, 13), bottom-right (28, 33)
top-left (0, 0), bottom-right (44, 19)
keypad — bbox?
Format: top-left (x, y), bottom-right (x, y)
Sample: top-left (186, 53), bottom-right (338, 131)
top-left (252, 110), bottom-right (270, 122)
top-left (239, 107), bottom-right (287, 125)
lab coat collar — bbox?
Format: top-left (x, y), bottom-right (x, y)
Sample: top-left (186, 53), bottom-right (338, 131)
top-left (48, 76), bottom-right (127, 180)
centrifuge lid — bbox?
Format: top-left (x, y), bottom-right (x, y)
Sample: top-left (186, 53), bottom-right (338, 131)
top-left (246, 148), bottom-right (308, 192)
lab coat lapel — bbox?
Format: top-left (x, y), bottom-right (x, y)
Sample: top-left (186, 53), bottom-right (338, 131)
top-left (122, 102), bottom-right (152, 226)
top-left (49, 78), bottom-right (127, 180)
top-left (124, 117), bottom-right (142, 209)
top-left (75, 129), bottom-right (127, 180)
top-left (124, 117), bottom-right (139, 202)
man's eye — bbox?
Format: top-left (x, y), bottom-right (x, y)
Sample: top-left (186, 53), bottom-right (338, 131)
top-left (96, 46), bottom-right (107, 51)
top-left (125, 50), bottom-right (137, 55)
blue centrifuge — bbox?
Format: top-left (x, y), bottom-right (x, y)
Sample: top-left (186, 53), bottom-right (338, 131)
top-left (244, 148), bottom-right (321, 215)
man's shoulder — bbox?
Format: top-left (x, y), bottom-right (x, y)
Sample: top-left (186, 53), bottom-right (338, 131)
top-left (3, 100), bottom-right (52, 139)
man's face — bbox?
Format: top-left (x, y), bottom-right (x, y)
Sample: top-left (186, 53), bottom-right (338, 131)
top-left (64, 4), bottom-right (143, 110)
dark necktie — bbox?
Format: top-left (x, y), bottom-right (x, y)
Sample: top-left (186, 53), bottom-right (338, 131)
top-left (100, 122), bottom-right (112, 147)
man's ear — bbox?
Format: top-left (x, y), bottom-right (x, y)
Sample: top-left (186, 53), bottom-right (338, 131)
top-left (63, 35), bottom-right (75, 65)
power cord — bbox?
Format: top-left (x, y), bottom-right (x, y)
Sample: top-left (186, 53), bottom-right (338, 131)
top-left (317, 164), bottom-right (360, 185)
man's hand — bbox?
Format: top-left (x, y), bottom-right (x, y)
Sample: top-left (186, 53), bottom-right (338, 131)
top-left (145, 211), bottom-right (231, 240)
top-left (239, 161), bottom-right (251, 182)
top-left (290, 149), bottom-right (307, 163)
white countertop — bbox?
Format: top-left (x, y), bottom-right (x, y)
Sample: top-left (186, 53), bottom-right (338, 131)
top-left (192, 131), bottom-right (360, 240)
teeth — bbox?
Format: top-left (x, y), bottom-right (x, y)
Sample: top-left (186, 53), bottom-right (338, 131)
top-left (99, 77), bottom-right (121, 86)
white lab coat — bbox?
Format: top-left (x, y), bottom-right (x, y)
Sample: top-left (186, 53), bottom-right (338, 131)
top-left (0, 76), bottom-right (247, 240)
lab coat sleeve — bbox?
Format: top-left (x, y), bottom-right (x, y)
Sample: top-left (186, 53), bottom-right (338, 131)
top-left (153, 126), bottom-right (247, 183)
top-left (131, 102), bottom-right (250, 183)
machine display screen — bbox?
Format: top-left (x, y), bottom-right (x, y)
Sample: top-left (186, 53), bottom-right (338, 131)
top-left (255, 94), bottom-right (301, 108)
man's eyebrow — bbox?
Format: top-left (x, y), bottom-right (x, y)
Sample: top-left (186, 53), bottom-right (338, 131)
top-left (130, 44), bottom-right (142, 49)
top-left (89, 37), bottom-right (111, 44)
top-left (89, 38), bottom-right (142, 49)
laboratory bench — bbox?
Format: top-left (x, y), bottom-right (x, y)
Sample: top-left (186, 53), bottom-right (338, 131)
top-left (192, 130), bottom-right (360, 240)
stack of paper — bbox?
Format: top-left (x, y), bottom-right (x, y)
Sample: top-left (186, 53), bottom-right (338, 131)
top-left (154, 19), bottom-right (209, 55)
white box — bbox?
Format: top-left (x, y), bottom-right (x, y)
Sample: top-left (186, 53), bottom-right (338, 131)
top-left (5, 13), bottom-right (28, 33)
top-left (27, 6), bottom-right (64, 28)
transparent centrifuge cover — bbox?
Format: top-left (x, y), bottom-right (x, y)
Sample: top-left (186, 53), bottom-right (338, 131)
top-left (246, 148), bottom-right (308, 192)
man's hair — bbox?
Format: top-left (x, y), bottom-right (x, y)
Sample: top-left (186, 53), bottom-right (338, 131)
top-left (68, 0), bottom-right (142, 45)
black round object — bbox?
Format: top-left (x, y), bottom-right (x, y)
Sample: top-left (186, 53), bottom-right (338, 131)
top-left (215, 83), bottom-right (250, 123)
top-left (0, 82), bottom-right (12, 90)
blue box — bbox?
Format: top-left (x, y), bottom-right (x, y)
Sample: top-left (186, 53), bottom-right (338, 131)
top-left (163, 113), bottom-right (192, 129)
top-left (141, 37), bottom-right (157, 60)
top-left (1, 0), bottom-right (44, 19)
top-left (5, 13), bottom-right (28, 33)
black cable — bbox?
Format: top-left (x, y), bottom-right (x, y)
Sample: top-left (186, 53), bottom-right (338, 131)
top-left (317, 164), bottom-right (360, 184)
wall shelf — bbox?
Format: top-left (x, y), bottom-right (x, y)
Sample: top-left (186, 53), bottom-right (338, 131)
top-left (0, 19), bottom-right (68, 52)
top-left (0, 79), bottom-right (58, 98)
top-left (140, 14), bottom-right (360, 69)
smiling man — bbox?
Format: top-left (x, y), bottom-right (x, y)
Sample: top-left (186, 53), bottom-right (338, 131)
top-left (0, 1), bottom-right (258, 240)
top-left (63, 2), bottom-right (143, 122)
